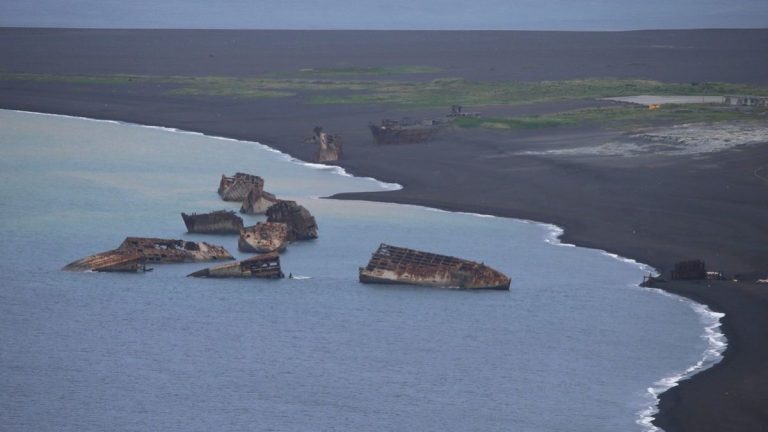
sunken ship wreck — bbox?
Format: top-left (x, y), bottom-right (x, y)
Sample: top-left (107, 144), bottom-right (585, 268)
top-left (359, 244), bottom-right (510, 290)
top-left (63, 237), bottom-right (234, 272)
top-left (181, 210), bottom-right (244, 234)
top-left (238, 222), bottom-right (289, 254)
top-left (368, 119), bottom-right (443, 145)
top-left (188, 253), bottom-right (284, 279)
top-left (218, 172), bottom-right (264, 202)
top-left (266, 200), bottom-right (318, 241)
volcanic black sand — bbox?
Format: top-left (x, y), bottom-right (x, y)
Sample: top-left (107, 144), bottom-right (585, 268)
top-left (1, 28), bottom-right (767, 431)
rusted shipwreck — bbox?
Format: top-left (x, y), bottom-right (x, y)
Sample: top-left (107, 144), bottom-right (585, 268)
top-left (369, 119), bottom-right (443, 145)
top-left (218, 172), bottom-right (265, 202)
top-left (181, 210), bottom-right (244, 234)
top-left (309, 126), bottom-right (343, 163)
top-left (63, 237), bottom-right (234, 272)
top-left (188, 253), bottom-right (284, 279)
top-left (266, 200), bottom-right (318, 241)
top-left (240, 187), bottom-right (278, 215)
top-left (359, 243), bottom-right (511, 290)
top-left (238, 222), bottom-right (289, 253)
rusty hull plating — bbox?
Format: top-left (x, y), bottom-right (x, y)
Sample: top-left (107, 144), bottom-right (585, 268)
top-left (238, 222), bottom-right (289, 254)
top-left (181, 210), bottom-right (244, 234)
top-left (218, 172), bottom-right (265, 202)
top-left (240, 188), bottom-right (278, 215)
top-left (188, 253), bottom-right (284, 279)
top-left (310, 126), bottom-right (343, 163)
top-left (63, 237), bottom-right (234, 272)
top-left (359, 243), bottom-right (510, 290)
top-left (266, 200), bottom-right (318, 241)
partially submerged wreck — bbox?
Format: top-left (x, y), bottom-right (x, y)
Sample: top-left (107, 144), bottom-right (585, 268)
top-left (181, 210), bottom-right (244, 234)
top-left (188, 253), bottom-right (284, 279)
top-left (218, 172), bottom-right (264, 202)
top-left (359, 243), bottom-right (510, 290)
top-left (240, 187), bottom-right (279, 215)
top-left (238, 222), bottom-right (289, 253)
top-left (266, 200), bottom-right (318, 241)
top-left (369, 119), bottom-right (443, 145)
top-left (309, 126), bottom-right (343, 163)
top-left (63, 237), bottom-right (234, 272)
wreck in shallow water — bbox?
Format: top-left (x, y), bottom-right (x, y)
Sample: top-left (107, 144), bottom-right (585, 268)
top-left (218, 172), bottom-right (264, 202)
top-left (309, 126), bottom-right (343, 163)
top-left (181, 210), bottom-right (244, 234)
top-left (238, 222), bottom-right (289, 254)
top-left (266, 200), bottom-right (318, 241)
top-left (240, 188), bottom-right (279, 215)
top-left (63, 237), bottom-right (234, 272)
top-left (188, 253), bottom-right (284, 279)
top-left (359, 243), bottom-right (510, 290)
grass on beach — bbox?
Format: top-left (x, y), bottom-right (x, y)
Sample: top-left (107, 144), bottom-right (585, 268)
top-left (3, 71), bottom-right (768, 112)
top-left (452, 105), bottom-right (765, 130)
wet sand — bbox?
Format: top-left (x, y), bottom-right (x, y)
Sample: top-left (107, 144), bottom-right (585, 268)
top-left (1, 28), bottom-right (768, 431)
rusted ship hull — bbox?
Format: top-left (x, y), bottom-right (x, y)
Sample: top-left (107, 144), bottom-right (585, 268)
top-left (369, 123), bottom-right (440, 145)
top-left (359, 244), bottom-right (510, 290)
top-left (238, 222), bottom-right (289, 253)
top-left (240, 188), bottom-right (278, 215)
top-left (311, 127), bottom-right (343, 162)
top-left (188, 253), bottom-right (284, 279)
top-left (218, 172), bottom-right (265, 202)
top-left (63, 237), bottom-right (234, 272)
top-left (181, 210), bottom-right (244, 234)
top-left (62, 250), bottom-right (147, 273)
top-left (265, 200), bottom-right (318, 241)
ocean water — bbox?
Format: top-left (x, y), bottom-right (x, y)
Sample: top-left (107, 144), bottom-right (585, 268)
top-left (0, 110), bottom-right (724, 432)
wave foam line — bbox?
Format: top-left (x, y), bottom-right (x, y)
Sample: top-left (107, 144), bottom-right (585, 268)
top-left (635, 292), bottom-right (726, 432)
top-left (10, 109), bottom-right (727, 431)
top-left (8, 109), bottom-right (403, 192)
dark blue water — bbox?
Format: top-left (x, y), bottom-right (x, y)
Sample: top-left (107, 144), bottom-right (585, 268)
top-left (0, 110), bottom-right (724, 431)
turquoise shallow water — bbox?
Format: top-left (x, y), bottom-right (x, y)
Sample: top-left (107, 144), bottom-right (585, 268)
top-left (0, 110), bottom-right (722, 432)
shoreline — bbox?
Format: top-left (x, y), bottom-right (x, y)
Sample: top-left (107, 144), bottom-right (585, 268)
top-left (2, 28), bottom-right (767, 431)
top-left (6, 108), bottom-right (730, 430)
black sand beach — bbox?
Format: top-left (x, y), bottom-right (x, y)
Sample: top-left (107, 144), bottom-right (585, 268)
top-left (1, 28), bottom-right (767, 431)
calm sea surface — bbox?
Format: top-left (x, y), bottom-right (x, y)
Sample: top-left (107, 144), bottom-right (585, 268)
top-left (0, 110), bottom-right (723, 432)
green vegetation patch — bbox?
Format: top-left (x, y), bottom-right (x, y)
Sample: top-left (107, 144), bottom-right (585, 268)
top-left (453, 105), bottom-right (762, 130)
top-left (308, 78), bottom-right (768, 107)
top-left (3, 71), bottom-right (768, 107)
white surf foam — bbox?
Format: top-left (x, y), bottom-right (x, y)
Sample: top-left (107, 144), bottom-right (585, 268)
top-left (9, 109), bottom-right (403, 192)
top-left (635, 291), bottom-right (727, 432)
top-left (9, 109), bottom-right (729, 432)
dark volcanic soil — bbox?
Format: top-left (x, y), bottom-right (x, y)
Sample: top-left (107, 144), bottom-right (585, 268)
top-left (1, 28), bottom-right (768, 432)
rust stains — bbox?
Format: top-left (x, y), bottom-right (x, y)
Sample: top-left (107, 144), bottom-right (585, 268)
top-left (238, 222), bottom-right (289, 254)
top-left (266, 200), bottom-right (318, 241)
top-left (188, 253), bottom-right (284, 279)
top-left (309, 126), bottom-right (343, 163)
top-left (63, 237), bottom-right (234, 272)
top-left (359, 243), bottom-right (510, 290)
top-left (181, 210), bottom-right (244, 234)
top-left (218, 172), bottom-right (265, 202)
